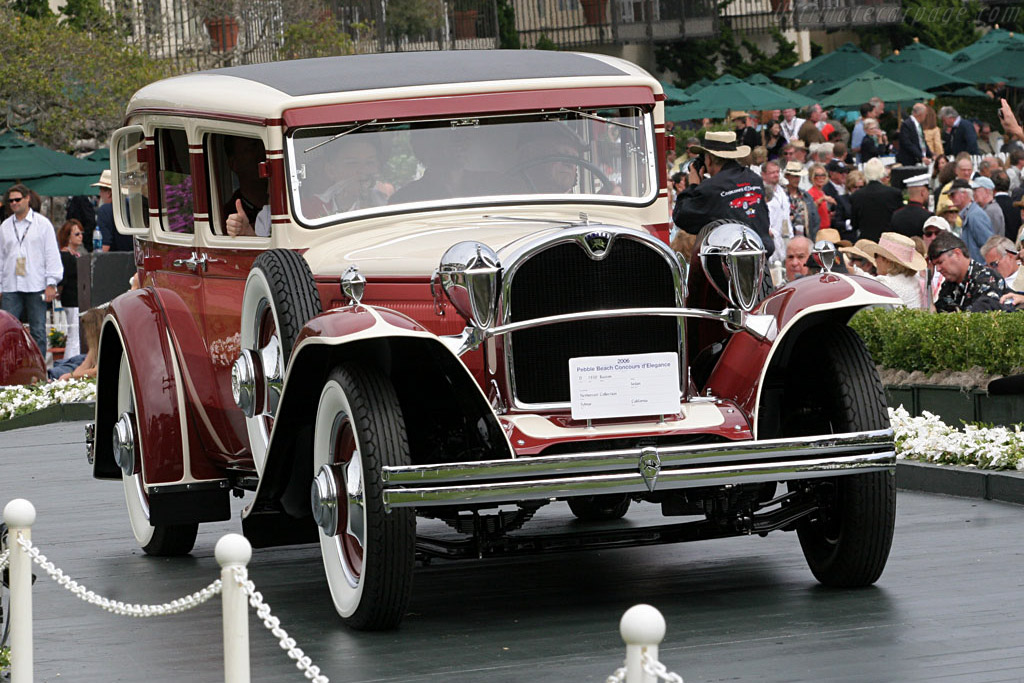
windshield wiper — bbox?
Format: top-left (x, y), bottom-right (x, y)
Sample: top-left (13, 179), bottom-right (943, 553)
top-left (557, 108), bottom-right (638, 131)
top-left (303, 119), bottom-right (379, 153)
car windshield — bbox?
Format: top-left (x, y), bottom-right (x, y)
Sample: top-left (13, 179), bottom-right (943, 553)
top-left (286, 107), bottom-right (655, 227)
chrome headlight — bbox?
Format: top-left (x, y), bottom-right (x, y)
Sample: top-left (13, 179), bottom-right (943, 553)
top-left (699, 222), bottom-right (766, 312)
top-left (437, 241), bottom-right (501, 328)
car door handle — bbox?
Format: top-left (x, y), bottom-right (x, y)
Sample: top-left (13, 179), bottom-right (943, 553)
top-left (172, 252), bottom-right (208, 272)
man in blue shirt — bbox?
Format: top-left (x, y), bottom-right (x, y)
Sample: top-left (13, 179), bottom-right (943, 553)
top-left (94, 170), bottom-right (133, 252)
top-left (946, 178), bottom-right (993, 263)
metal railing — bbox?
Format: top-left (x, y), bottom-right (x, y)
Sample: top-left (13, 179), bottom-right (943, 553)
top-left (722, 0), bottom-right (903, 34)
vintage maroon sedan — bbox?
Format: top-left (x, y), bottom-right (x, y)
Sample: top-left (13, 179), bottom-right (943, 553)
top-left (90, 51), bottom-right (902, 630)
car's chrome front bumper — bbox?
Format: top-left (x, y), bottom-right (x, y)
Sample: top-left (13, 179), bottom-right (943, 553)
top-left (381, 428), bottom-right (895, 509)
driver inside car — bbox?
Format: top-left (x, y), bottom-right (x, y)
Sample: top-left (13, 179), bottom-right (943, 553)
top-left (515, 125), bottom-right (585, 193)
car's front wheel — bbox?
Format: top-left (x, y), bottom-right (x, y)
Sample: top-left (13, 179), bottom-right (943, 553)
top-left (117, 352), bottom-right (198, 556)
top-left (240, 249), bottom-right (322, 475)
top-left (313, 364), bottom-right (415, 630)
top-left (792, 324), bottom-right (896, 587)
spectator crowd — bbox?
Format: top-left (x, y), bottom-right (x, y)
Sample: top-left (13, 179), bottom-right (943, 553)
top-left (668, 96), bottom-right (1024, 313)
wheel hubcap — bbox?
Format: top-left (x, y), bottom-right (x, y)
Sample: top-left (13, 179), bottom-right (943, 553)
top-left (312, 463), bottom-right (343, 536)
top-left (113, 411), bottom-right (136, 476)
top-left (231, 349), bottom-right (264, 418)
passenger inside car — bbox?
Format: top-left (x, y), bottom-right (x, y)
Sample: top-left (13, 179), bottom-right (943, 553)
top-left (306, 137), bottom-right (386, 217)
top-left (221, 136), bottom-right (270, 238)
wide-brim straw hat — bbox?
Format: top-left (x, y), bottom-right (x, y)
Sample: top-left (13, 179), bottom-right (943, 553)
top-left (815, 228), bottom-right (841, 244)
top-left (688, 130), bottom-right (751, 159)
top-left (861, 231), bottom-right (928, 272)
top-left (91, 168), bottom-right (112, 189)
top-left (839, 239), bottom-right (878, 267)
top-left (783, 160), bottom-right (807, 176)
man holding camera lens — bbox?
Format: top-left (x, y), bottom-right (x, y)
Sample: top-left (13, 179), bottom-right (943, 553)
top-left (672, 131), bottom-right (773, 258)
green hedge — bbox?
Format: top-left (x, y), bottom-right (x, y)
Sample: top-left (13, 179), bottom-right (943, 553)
top-left (849, 308), bottom-right (1024, 376)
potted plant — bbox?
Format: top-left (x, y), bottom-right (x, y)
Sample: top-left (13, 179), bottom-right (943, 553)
top-left (48, 328), bottom-right (66, 360)
top-left (453, 0), bottom-right (479, 39)
top-left (198, 0), bottom-right (240, 51)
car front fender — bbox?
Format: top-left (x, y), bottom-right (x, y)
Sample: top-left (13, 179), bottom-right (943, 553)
top-left (249, 304), bottom-right (512, 520)
top-left (705, 273), bottom-right (901, 438)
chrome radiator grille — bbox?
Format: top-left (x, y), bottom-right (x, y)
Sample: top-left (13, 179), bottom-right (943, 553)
top-left (507, 237), bottom-right (679, 406)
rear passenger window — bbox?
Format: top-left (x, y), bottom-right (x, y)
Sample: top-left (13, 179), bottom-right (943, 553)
top-left (207, 133), bottom-right (268, 236)
top-left (155, 128), bottom-right (194, 235)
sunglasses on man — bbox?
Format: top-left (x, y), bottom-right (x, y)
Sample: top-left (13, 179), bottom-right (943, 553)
top-left (988, 249), bottom-right (1019, 268)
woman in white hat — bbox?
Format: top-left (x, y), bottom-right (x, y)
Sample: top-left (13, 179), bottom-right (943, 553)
top-left (862, 231), bottom-right (929, 309)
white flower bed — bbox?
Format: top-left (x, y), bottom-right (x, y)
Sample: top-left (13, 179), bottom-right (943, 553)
top-left (889, 406), bottom-right (1024, 471)
top-left (0, 384), bottom-right (1020, 471)
top-left (0, 379), bottom-right (96, 421)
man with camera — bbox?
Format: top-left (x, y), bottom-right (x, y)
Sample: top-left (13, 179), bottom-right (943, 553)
top-left (673, 131), bottom-right (773, 258)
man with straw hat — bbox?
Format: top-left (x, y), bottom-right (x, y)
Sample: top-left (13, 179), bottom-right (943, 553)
top-left (674, 130), bottom-right (773, 257)
top-left (861, 232), bottom-right (928, 309)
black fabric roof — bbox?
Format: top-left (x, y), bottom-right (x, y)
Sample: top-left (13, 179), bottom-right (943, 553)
top-left (201, 51), bottom-right (630, 97)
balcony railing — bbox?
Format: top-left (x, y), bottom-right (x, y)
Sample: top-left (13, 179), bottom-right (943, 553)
top-left (723, 0), bottom-right (903, 33)
top-left (513, 0), bottom-right (716, 48)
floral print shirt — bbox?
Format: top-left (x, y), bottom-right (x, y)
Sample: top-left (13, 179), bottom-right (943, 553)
top-left (934, 261), bottom-right (1007, 312)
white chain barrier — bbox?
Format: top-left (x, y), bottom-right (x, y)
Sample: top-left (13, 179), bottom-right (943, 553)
top-left (4, 499), bottom-right (679, 683)
top-left (17, 535), bottom-right (221, 616)
top-left (232, 566), bottom-right (330, 683)
top-left (607, 604), bottom-right (685, 683)
top-left (0, 499), bottom-right (328, 683)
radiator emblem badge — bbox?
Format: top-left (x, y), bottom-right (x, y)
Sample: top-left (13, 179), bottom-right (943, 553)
top-left (639, 447), bottom-right (661, 492)
top-left (583, 230), bottom-right (613, 258)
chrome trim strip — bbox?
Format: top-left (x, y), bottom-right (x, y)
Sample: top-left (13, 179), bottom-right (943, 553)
top-left (384, 428), bottom-right (891, 485)
top-left (383, 453), bottom-right (894, 509)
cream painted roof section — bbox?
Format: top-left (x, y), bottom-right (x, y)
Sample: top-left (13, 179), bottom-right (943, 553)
top-left (126, 53), bottom-right (661, 121)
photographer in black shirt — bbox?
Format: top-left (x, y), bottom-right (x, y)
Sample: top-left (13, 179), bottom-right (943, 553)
top-left (672, 131), bottom-right (774, 259)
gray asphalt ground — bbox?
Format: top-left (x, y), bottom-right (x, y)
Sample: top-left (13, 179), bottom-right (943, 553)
top-left (3, 420), bottom-right (1024, 682)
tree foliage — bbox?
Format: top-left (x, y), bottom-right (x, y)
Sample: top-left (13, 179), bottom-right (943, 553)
top-left (856, 0), bottom-right (983, 54)
top-left (496, 0), bottom-right (520, 49)
top-left (655, 24), bottom-right (798, 87)
top-left (0, 8), bottom-right (168, 151)
top-left (278, 16), bottom-right (357, 60)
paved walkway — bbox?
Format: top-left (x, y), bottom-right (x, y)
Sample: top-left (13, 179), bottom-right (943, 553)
top-left (4, 421), bottom-right (1024, 682)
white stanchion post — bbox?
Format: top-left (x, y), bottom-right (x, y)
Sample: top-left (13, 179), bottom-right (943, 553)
top-left (216, 533), bottom-right (253, 683)
top-left (620, 604), bottom-right (666, 683)
top-left (3, 499), bottom-right (36, 683)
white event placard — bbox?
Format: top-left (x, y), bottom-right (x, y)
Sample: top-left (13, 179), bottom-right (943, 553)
top-left (568, 352), bottom-right (680, 421)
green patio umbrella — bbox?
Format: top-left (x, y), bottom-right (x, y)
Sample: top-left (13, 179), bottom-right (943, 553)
top-left (819, 72), bottom-right (933, 109)
top-left (744, 74), bottom-right (816, 109)
top-left (0, 131), bottom-right (107, 196)
top-left (665, 74), bottom-right (811, 120)
top-left (951, 28), bottom-right (1024, 62)
top-left (949, 41), bottom-right (1024, 84)
top-left (871, 61), bottom-right (972, 93)
top-left (884, 40), bottom-right (951, 70)
top-left (659, 80), bottom-right (693, 105)
top-left (775, 42), bottom-right (879, 82)
top-left (682, 78), bottom-right (711, 96)
top-left (933, 85), bottom-right (990, 99)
